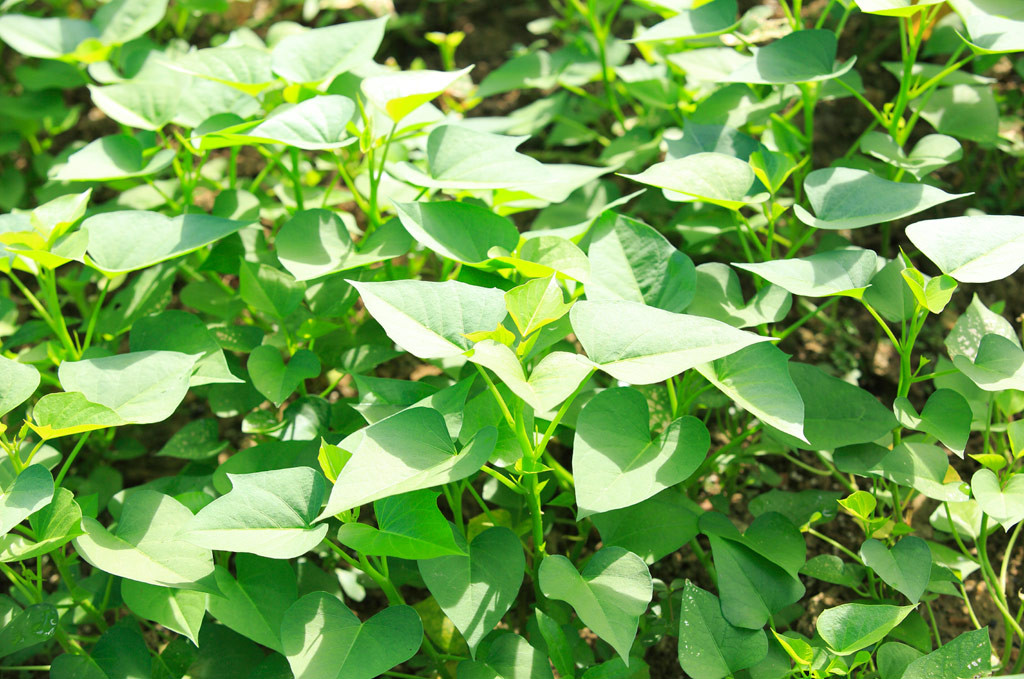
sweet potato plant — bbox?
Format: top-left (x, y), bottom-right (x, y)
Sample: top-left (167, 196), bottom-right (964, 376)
top-left (0, 0), bottom-right (1023, 677)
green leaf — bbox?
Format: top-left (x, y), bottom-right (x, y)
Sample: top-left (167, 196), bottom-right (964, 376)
top-left (270, 16), bottom-right (388, 85)
top-left (58, 350), bottom-right (199, 424)
top-left (800, 554), bottom-right (867, 589)
top-left (585, 212), bottom-right (696, 312)
top-left (700, 512), bottom-right (806, 629)
top-left (183, 467), bottom-right (328, 559)
top-left (337, 490), bottom-right (466, 559)
top-left (0, 356), bottom-right (39, 417)
top-left (276, 209), bottom-right (355, 281)
top-left (392, 200), bottom-right (519, 264)
top-left (0, 603), bottom-right (58, 658)
top-left (735, 247), bottom-right (877, 298)
top-left (836, 442), bottom-right (970, 502)
top-left (469, 340), bottom-right (593, 413)
top-left (319, 407), bottom-right (496, 518)
top-left (621, 152), bottom-right (766, 210)
top-left (362, 66), bottom-right (473, 122)
top-left (630, 0), bottom-right (739, 42)
top-left (912, 84), bottom-right (999, 143)
top-left (960, 11), bottom-right (1024, 53)
top-left (907, 215), bottom-right (1024, 283)
top-left (244, 95), bottom-right (355, 150)
top-left (489, 236), bottom-right (590, 283)
top-left (860, 133), bottom-right (962, 179)
top-left (419, 526), bottom-right (524, 656)
top-left (793, 168), bottom-right (967, 230)
top-left (538, 547), bottom-right (652, 663)
top-left (0, 466), bottom-right (54, 538)
top-left (29, 392), bottom-right (127, 440)
top-left (902, 627), bottom-right (991, 679)
top-left (156, 418), bottom-right (226, 460)
top-left (816, 603), bottom-right (915, 654)
top-left (351, 279), bottom-right (507, 359)
top-left (697, 343), bottom-right (807, 441)
top-left (894, 389), bottom-right (972, 454)
top-left (390, 125), bottom-right (546, 191)
top-left (770, 363), bottom-right (898, 450)
top-left (170, 45), bottom-right (274, 95)
top-left (0, 488), bottom-right (83, 562)
top-left (591, 489), bottom-right (699, 563)
top-left (82, 211), bottom-right (249, 273)
top-left (94, 0), bottom-right (168, 44)
top-left (54, 135), bottom-right (175, 182)
top-left (248, 347), bottom-right (321, 407)
top-left (0, 15), bottom-right (98, 59)
top-left (504, 276), bottom-right (572, 337)
top-left (723, 29), bottom-right (857, 84)
top-left (570, 299), bottom-right (771, 384)
top-left (73, 490), bottom-right (215, 589)
top-left (457, 632), bottom-right (554, 679)
top-left (971, 469), bottom-right (1024, 530)
top-left (206, 554), bottom-right (297, 653)
top-left (677, 581), bottom-right (768, 679)
top-left (573, 387), bottom-right (709, 518)
top-left (860, 536), bottom-right (931, 603)
top-left (946, 294), bottom-right (1018, 359)
top-left (280, 593), bottom-right (422, 679)
top-left (238, 260), bottom-right (306, 318)
top-left (121, 580), bottom-right (206, 645)
top-left (854, 0), bottom-right (943, 16)
top-left (88, 80), bottom-right (180, 131)
top-left (130, 310), bottom-right (241, 387)
top-left (687, 262), bottom-right (792, 328)
top-left (534, 610), bottom-right (575, 679)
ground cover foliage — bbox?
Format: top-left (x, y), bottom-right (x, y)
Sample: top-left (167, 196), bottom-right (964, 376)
top-left (0, 0), bottom-right (1023, 676)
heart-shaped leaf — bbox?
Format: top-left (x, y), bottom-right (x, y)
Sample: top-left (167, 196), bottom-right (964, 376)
top-left (0, 465), bottom-right (54, 538)
top-left (81, 210), bottom-right (250, 273)
top-left (902, 627), bottom-right (991, 679)
top-left (539, 547), bottom-right (652, 663)
top-left (907, 215), bottom-right (1024, 283)
top-left (469, 340), bottom-right (593, 414)
top-left (352, 279), bottom-right (507, 360)
top-left (836, 442), bottom-right (970, 502)
top-left (248, 347), bottom-right (321, 407)
top-left (121, 580), bottom-right (206, 645)
top-left (570, 300), bottom-right (771, 384)
top-left (687, 262), bottom-right (792, 328)
top-left (860, 536), bottom-right (931, 603)
top-left (276, 209), bottom-right (355, 281)
top-left (573, 387), bottom-right (709, 518)
top-left (392, 200), bottom-right (519, 265)
top-left (630, 0), bottom-right (739, 42)
top-left (28, 392), bottom-right (127, 440)
top-left (621, 152), bottom-right (767, 210)
top-left (735, 247), bottom-right (878, 298)
top-left (88, 80), bottom-right (181, 131)
top-left (54, 135), bottom-right (175, 182)
top-left (130, 310), bottom-right (241, 387)
top-left (238, 260), bottom-right (306, 319)
top-left (723, 29), bottom-right (857, 84)
top-left (319, 407), bottom-right (496, 518)
top-left (0, 15), bottom-right (98, 59)
top-left (337, 490), bottom-right (466, 560)
top-left (362, 66), bottom-right (473, 122)
top-left (0, 356), bottom-right (39, 417)
top-left (677, 581), bottom-right (768, 679)
top-left (270, 16), bottom-right (387, 85)
top-left (170, 45), bottom-right (274, 95)
top-left (592, 490), bottom-right (699, 564)
top-left (794, 168), bottom-right (967, 230)
top-left (504, 275), bottom-right (572, 337)
top-left (59, 350), bottom-right (200, 425)
top-left (816, 603), bottom-right (915, 654)
top-left (73, 490), bottom-right (215, 589)
top-left (894, 389), bottom-right (972, 455)
top-left (697, 343), bottom-right (807, 442)
top-left (183, 467), bottom-right (328, 559)
top-left (0, 488), bottom-right (83, 562)
top-left (700, 512), bottom-right (806, 628)
top-left (419, 526), bottom-right (524, 656)
top-left (243, 95), bottom-right (355, 150)
top-left (971, 469), bottom-right (1024, 530)
top-left (456, 632), bottom-right (554, 679)
top-left (585, 212), bottom-right (696, 312)
top-left (280, 593), bottom-right (422, 679)
top-left (206, 554), bottom-right (298, 653)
